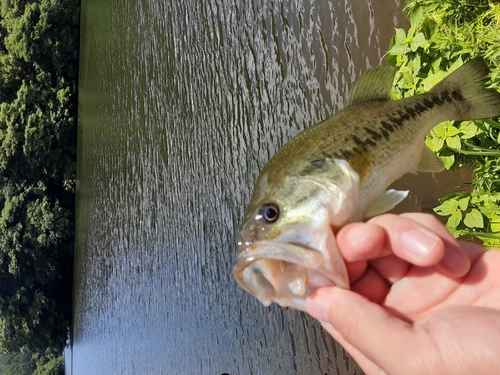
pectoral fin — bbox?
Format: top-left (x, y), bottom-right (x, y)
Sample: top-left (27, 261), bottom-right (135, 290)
top-left (365, 189), bottom-right (409, 218)
top-left (416, 146), bottom-right (445, 173)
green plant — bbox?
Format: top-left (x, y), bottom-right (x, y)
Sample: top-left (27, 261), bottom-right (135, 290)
top-left (386, 0), bottom-right (500, 248)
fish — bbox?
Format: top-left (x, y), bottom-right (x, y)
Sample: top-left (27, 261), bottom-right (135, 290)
top-left (233, 57), bottom-right (500, 311)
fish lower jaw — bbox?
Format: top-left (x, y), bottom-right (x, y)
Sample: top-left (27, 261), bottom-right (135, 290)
top-left (237, 258), bottom-right (336, 311)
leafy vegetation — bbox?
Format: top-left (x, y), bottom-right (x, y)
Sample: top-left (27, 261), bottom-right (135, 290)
top-left (0, 0), bottom-right (79, 370)
top-left (0, 349), bottom-right (63, 375)
top-left (0, 351), bottom-right (36, 375)
top-left (386, 0), bottom-right (500, 248)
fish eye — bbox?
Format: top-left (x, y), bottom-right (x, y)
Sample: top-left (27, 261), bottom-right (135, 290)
top-left (260, 203), bottom-right (280, 223)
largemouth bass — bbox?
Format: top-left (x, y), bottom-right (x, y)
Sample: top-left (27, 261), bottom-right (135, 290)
top-left (234, 57), bottom-right (500, 311)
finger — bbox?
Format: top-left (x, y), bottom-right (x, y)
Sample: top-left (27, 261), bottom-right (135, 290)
top-left (336, 222), bottom-right (389, 282)
top-left (400, 213), bottom-right (471, 276)
top-left (337, 213), bottom-right (471, 285)
top-left (368, 214), bottom-right (470, 277)
top-left (337, 216), bottom-right (447, 283)
top-left (368, 214), bottom-right (445, 265)
top-left (307, 287), bottom-right (413, 374)
top-left (337, 222), bottom-right (389, 262)
top-left (350, 266), bottom-right (390, 303)
top-left (370, 255), bottom-right (410, 284)
top-left (318, 321), bottom-right (383, 375)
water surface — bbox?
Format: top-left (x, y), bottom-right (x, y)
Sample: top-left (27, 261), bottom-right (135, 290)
top-left (70, 1), bottom-right (469, 374)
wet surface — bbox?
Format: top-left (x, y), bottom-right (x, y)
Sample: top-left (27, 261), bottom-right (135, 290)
top-left (68, 1), bottom-right (473, 373)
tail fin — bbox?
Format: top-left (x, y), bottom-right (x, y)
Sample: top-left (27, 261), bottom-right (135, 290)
top-left (432, 57), bottom-right (500, 120)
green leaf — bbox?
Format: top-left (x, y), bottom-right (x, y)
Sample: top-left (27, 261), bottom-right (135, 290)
top-left (402, 71), bottom-right (416, 88)
top-left (448, 57), bottom-right (464, 73)
top-left (422, 18), bottom-right (437, 40)
top-left (440, 151), bottom-right (455, 169)
top-left (458, 196), bottom-right (470, 211)
top-left (432, 122), bottom-right (450, 139)
top-left (425, 136), bottom-right (444, 152)
top-left (445, 125), bottom-right (461, 137)
top-left (421, 71), bottom-right (448, 91)
top-left (389, 43), bottom-right (409, 56)
top-left (458, 121), bottom-right (478, 139)
top-left (446, 210), bottom-right (463, 229)
top-left (385, 53), bottom-right (397, 66)
top-left (431, 57), bottom-right (443, 73)
top-left (408, 54), bottom-right (421, 73)
top-left (409, 5), bottom-right (424, 29)
top-left (445, 135), bottom-right (462, 150)
top-left (434, 199), bottom-right (459, 215)
top-left (395, 28), bottom-right (407, 45)
top-left (491, 219), bottom-right (500, 233)
top-left (410, 33), bottom-right (427, 51)
top-left (483, 118), bottom-right (500, 130)
top-left (464, 209), bottom-right (484, 228)
top-left (396, 54), bottom-right (408, 66)
top-left (449, 227), bottom-right (469, 238)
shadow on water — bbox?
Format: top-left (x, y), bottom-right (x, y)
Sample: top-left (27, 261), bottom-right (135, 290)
top-left (69, 0), bottom-right (470, 373)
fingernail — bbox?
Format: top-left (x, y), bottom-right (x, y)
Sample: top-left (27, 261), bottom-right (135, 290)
top-left (400, 229), bottom-right (440, 260)
top-left (440, 246), bottom-right (469, 275)
top-left (306, 289), bottom-right (331, 322)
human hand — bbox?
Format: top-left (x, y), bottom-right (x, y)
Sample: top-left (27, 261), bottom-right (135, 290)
top-left (306, 213), bottom-right (500, 375)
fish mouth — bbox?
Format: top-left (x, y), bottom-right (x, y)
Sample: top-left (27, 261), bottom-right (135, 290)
top-left (233, 241), bottom-right (339, 311)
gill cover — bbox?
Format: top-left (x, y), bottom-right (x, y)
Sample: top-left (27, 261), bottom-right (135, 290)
top-left (294, 158), bottom-right (360, 227)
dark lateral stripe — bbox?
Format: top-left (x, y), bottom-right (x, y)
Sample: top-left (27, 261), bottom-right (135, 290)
top-left (385, 89), bottom-right (464, 129)
top-left (351, 135), bottom-right (362, 143)
top-left (342, 149), bottom-right (354, 158)
top-left (381, 121), bottom-right (394, 132)
top-left (451, 90), bottom-right (464, 101)
top-left (364, 127), bottom-right (383, 141)
top-left (329, 89), bottom-right (465, 163)
top-left (352, 134), bottom-right (375, 147)
top-left (333, 149), bottom-right (354, 159)
top-left (387, 114), bottom-right (401, 125)
top-left (380, 127), bottom-right (390, 140)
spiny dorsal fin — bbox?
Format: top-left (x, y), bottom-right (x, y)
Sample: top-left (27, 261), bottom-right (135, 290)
top-left (416, 146), bottom-right (445, 173)
top-left (344, 66), bottom-right (397, 108)
top-left (365, 189), bottom-right (409, 218)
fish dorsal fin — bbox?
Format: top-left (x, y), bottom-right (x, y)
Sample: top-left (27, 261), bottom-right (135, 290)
top-left (344, 66), bottom-right (397, 108)
top-left (365, 189), bottom-right (409, 218)
top-left (416, 145), bottom-right (445, 173)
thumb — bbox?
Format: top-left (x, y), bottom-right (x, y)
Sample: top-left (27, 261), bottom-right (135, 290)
top-left (306, 287), bottom-right (413, 370)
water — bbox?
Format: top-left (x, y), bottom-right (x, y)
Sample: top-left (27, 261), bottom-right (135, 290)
top-left (69, 0), bottom-right (472, 373)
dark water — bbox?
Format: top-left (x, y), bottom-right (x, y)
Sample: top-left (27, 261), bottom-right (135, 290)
top-left (69, 1), bottom-right (473, 374)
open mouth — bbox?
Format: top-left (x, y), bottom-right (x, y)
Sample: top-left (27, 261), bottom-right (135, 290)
top-left (233, 241), bottom-right (336, 310)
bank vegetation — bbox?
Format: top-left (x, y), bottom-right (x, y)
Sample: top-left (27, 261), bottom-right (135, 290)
top-left (0, 0), bottom-right (79, 373)
top-left (387, 0), bottom-right (500, 248)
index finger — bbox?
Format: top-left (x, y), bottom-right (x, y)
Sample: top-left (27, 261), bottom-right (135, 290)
top-left (336, 213), bottom-right (471, 279)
